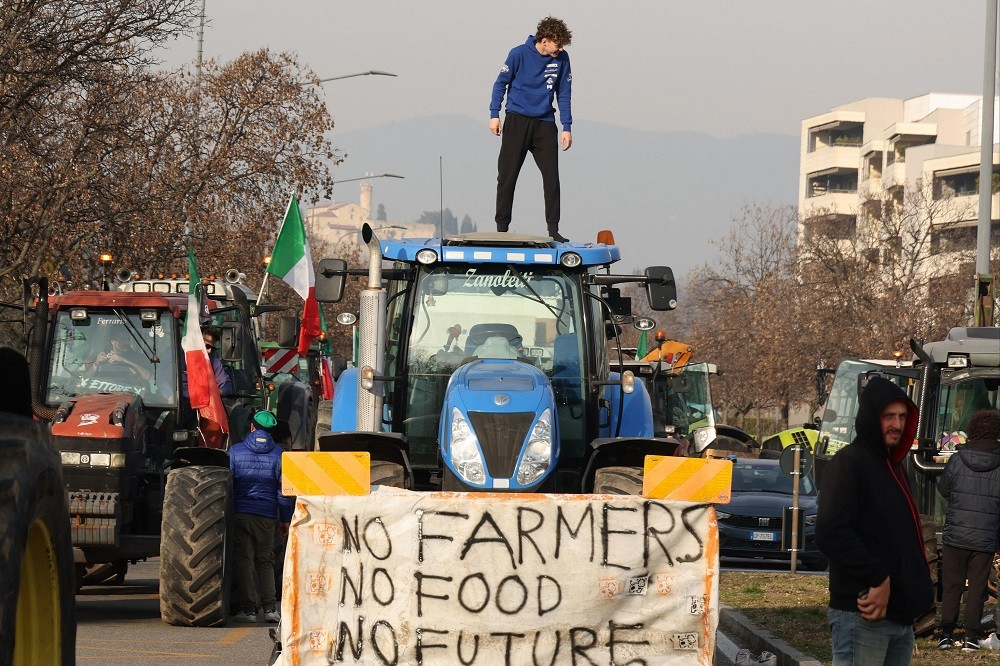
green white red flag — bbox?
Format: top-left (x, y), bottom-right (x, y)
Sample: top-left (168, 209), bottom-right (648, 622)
top-left (267, 194), bottom-right (321, 355)
top-left (182, 247), bottom-right (229, 444)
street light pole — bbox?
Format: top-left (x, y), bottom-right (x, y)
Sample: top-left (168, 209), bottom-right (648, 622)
top-left (302, 71), bottom-right (397, 87)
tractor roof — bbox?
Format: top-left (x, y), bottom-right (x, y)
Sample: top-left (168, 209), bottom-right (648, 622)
top-left (378, 231), bottom-right (621, 268)
top-left (921, 327), bottom-right (1000, 367)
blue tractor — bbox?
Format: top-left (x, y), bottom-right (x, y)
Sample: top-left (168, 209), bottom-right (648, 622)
top-left (315, 226), bottom-right (680, 494)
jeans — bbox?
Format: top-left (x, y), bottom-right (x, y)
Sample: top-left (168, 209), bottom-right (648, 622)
top-left (233, 513), bottom-right (276, 614)
top-left (828, 607), bottom-right (914, 666)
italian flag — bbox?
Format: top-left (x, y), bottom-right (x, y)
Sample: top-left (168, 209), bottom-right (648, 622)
top-left (267, 194), bottom-right (321, 355)
top-left (182, 247), bottom-right (229, 446)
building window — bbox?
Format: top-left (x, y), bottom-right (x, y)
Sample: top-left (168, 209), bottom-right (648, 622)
top-left (804, 215), bottom-right (857, 241)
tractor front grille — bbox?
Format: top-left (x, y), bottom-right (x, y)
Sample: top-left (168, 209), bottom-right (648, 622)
top-left (468, 411), bottom-right (534, 479)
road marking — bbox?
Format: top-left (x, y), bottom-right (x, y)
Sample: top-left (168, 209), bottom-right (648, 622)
top-left (218, 627), bottom-right (257, 644)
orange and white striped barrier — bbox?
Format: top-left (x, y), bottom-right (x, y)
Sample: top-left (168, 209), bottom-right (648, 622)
top-left (276, 485), bottom-right (722, 665)
top-left (642, 456), bottom-right (733, 504)
top-left (281, 452), bottom-right (371, 497)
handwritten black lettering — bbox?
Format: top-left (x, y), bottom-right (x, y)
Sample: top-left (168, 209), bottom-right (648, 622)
top-left (555, 504), bottom-right (595, 562)
top-left (495, 575), bottom-right (528, 615)
top-left (415, 628), bottom-right (448, 665)
top-left (363, 516), bottom-right (392, 560)
top-left (456, 631), bottom-right (480, 665)
top-left (602, 503), bottom-right (638, 570)
top-left (676, 504), bottom-right (709, 564)
top-left (340, 564), bottom-right (363, 607)
top-left (372, 567), bottom-right (395, 606)
top-left (569, 627), bottom-right (599, 666)
top-left (335, 618), bottom-right (364, 661)
top-left (417, 509), bottom-right (468, 563)
top-left (370, 620), bottom-right (398, 665)
top-left (489, 631), bottom-right (526, 666)
top-left (414, 572), bottom-right (451, 617)
top-left (607, 621), bottom-right (649, 666)
top-left (532, 630), bottom-right (561, 666)
top-left (460, 511), bottom-right (515, 568)
top-left (517, 506), bottom-right (546, 565)
top-left (643, 501), bottom-right (677, 567)
top-left (458, 573), bottom-right (490, 613)
top-left (537, 575), bottom-right (562, 616)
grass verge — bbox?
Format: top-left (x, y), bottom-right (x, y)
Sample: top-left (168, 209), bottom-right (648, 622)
top-left (720, 572), bottom-right (998, 665)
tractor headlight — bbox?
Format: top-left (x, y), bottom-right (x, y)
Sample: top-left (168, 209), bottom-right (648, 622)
top-left (517, 409), bottom-right (553, 486)
top-left (450, 407), bottom-right (486, 485)
top-left (715, 510), bottom-right (731, 520)
top-left (693, 426), bottom-right (716, 453)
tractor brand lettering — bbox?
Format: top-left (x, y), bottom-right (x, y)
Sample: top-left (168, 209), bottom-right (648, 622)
top-left (283, 493), bottom-right (716, 664)
top-left (462, 269), bottom-right (534, 291)
top-left (79, 377), bottom-right (141, 393)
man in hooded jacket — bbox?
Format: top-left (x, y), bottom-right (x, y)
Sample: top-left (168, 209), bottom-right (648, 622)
top-left (816, 376), bottom-right (934, 665)
top-left (229, 410), bottom-right (294, 623)
top-left (937, 408), bottom-right (1000, 651)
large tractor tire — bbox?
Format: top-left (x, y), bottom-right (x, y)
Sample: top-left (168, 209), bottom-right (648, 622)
top-left (593, 466), bottom-right (644, 496)
top-left (0, 414), bottom-right (76, 665)
top-left (160, 465), bottom-right (234, 627)
top-left (371, 460), bottom-right (406, 488)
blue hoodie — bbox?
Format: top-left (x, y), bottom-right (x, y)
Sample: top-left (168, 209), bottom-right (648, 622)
top-left (229, 428), bottom-right (294, 521)
top-left (491, 36), bottom-right (572, 131)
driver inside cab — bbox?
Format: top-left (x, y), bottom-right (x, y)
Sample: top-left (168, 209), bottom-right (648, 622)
top-left (93, 327), bottom-right (151, 381)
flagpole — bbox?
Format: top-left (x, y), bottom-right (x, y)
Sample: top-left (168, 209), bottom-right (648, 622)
top-left (259, 194), bottom-right (296, 305)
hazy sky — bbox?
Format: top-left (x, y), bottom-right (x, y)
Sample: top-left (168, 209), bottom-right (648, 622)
top-left (158, 1), bottom-right (988, 138)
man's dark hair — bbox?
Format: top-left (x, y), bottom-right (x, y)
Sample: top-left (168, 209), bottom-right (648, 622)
top-left (536, 16), bottom-right (572, 46)
top-left (967, 408), bottom-right (1000, 441)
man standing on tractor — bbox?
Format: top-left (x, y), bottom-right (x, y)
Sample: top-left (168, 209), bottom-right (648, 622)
top-left (490, 16), bottom-right (573, 242)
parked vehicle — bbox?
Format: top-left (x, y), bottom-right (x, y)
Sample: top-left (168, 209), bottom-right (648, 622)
top-left (715, 458), bottom-right (828, 571)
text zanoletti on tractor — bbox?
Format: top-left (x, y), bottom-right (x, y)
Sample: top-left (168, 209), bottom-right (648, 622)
top-left (275, 226), bottom-right (734, 665)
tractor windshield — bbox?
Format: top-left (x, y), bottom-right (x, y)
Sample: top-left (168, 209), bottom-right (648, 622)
top-left (46, 310), bottom-right (177, 407)
top-left (935, 373), bottom-right (999, 447)
top-left (393, 264), bottom-right (586, 467)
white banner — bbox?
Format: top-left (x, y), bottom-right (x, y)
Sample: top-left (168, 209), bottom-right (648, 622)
top-left (278, 489), bottom-right (719, 665)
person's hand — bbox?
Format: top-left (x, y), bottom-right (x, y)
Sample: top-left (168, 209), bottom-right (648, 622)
top-left (857, 576), bottom-right (890, 620)
top-left (489, 118), bottom-right (502, 136)
top-left (561, 131), bottom-right (572, 151)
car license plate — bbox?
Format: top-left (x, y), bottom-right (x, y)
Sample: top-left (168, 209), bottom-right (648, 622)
top-left (751, 531), bottom-right (775, 542)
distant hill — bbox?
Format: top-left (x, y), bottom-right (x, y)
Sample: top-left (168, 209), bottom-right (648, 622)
top-left (332, 115), bottom-right (798, 279)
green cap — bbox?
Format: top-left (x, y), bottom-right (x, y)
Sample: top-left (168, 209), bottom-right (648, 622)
top-left (253, 410), bottom-right (278, 429)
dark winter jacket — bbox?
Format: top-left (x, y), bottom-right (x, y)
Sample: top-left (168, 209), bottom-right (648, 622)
top-left (490, 36), bottom-right (572, 131)
top-left (939, 436), bottom-right (1000, 553)
top-left (229, 428), bottom-right (294, 521)
top-left (816, 376), bottom-right (934, 625)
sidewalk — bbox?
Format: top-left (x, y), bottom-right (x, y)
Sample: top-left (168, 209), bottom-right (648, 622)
top-left (716, 605), bottom-right (823, 666)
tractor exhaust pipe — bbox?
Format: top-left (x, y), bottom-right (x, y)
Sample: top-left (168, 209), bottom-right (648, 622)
top-left (24, 277), bottom-right (57, 420)
top-left (356, 224), bottom-right (387, 432)
top-left (908, 337), bottom-right (944, 473)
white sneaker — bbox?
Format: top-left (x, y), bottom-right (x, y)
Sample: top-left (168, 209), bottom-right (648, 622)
top-left (263, 606), bottom-right (280, 623)
top-left (979, 633), bottom-right (1000, 650)
top-left (735, 648), bottom-right (753, 666)
top-left (232, 610), bottom-right (258, 623)
top-left (757, 651), bottom-right (777, 666)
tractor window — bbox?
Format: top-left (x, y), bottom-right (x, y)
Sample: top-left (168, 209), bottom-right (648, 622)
top-left (47, 311), bottom-right (177, 407)
top-left (401, 265), bottom-right (586, 466)
top-left (936, 375), bottom-right (998, 446)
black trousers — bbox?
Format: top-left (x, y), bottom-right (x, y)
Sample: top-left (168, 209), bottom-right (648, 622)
top-left (939, 543), bottom-right (994, 639)
top-left (495, 112), bottom-right (560, 233)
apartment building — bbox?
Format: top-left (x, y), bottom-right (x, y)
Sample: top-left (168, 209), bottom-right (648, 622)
top-left (798, 94), bottom-right (999, 270)
top-left (306, 181), bottom-right (435, 251)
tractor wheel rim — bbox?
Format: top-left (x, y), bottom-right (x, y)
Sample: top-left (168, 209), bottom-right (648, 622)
top-left (15, 518), bottom-right (62, 665)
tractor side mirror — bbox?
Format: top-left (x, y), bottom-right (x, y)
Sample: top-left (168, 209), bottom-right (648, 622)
top-left (645, 266), bottom-right (677, 311)
top-left (315, 259), bottom-right (347, 303)
top-left (219, 323), bottom-right (244, 362)
top-left (277, 316), bottom-right (299, 348)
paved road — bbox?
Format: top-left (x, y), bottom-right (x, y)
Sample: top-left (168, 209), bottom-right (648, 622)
top-left (75, 559), bottom-right (276, 665)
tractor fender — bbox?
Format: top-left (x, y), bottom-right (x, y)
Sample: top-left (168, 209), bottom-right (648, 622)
top-left (600, 371), bottom-right (655, 438)
top-left (330, 367), bottom-right (359, 432)
top-left (317, 431), bottom-right (413, 488)
top-left (581, 436), bottom-right (683, 493)
top-left (715, 424), bottom-right (758, 447)
top-left (171, 446), bottom-right (230, 469)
